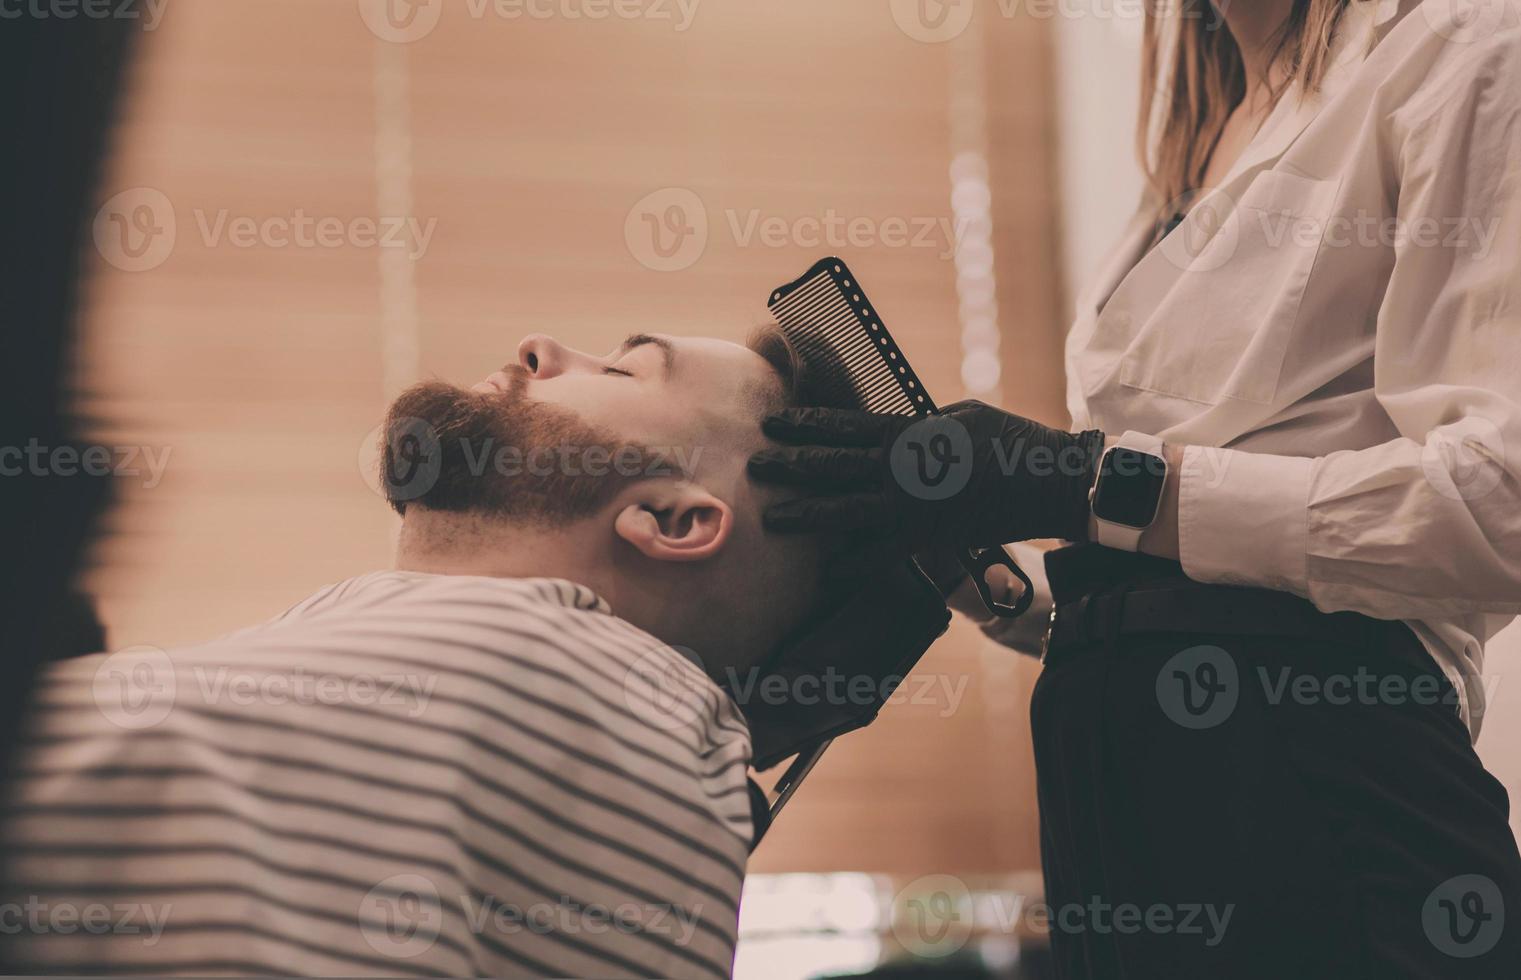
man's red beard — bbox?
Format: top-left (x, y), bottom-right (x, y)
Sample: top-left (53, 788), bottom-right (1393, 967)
top-left (379, 366), bottom-right (663, 526)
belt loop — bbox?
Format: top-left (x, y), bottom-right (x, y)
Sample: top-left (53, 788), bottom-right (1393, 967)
top-left (1079, 593), bottom-right (1102, 646)
top-left (1102, 586), bottom-right (1131, 656)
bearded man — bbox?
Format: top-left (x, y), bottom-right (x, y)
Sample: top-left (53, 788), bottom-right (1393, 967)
top-left (0, 326), bottom-right (856, 979)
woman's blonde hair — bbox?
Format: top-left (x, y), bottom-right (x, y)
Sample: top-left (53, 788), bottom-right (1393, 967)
top-left (1138, 0), bottom-right (1353, 210)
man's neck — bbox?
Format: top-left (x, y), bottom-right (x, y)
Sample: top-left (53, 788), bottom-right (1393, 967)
top-left (395, 508), bottom-right (617, 599)
top-left (393, 508), bottom-right (699, 651)
top-left (393, 506), bottom-right (776, 687)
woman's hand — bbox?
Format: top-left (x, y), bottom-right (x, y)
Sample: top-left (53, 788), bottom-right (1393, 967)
top-left (748, 401), bottom-right (1106, 552)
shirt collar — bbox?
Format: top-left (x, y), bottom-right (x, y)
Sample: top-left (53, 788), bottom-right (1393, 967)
top-left (535, 577), bottom-right (614, 616)
top-left (1213, 0), bottom-right (1388, 187)
top-left (379, 570), bottom-right (614, 616)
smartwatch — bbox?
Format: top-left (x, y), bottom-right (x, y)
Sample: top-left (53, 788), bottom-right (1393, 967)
top-left (1089, 430), bottom-right (1168, 552)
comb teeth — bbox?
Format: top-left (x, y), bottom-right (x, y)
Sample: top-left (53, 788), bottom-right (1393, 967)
top-left (767, 259), bottom-right (937, 417)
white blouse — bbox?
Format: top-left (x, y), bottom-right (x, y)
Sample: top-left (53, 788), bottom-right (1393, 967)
top-left (1062, 0), bottom-right (1521, 736)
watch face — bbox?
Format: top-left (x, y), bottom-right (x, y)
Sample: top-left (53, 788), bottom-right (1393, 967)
top-left (1092, 447), bottom-right (1168, 529)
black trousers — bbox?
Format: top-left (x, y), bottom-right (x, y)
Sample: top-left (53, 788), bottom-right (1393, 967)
top-left (1032, 546), bottom-right (1521, 979)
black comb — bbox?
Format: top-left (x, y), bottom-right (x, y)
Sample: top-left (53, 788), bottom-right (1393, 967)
top-left (767, 257), bottom-right (1034, 619)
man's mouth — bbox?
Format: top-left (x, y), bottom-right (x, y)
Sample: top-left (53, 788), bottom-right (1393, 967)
top-left (470, 370), bottom-right (513, 395)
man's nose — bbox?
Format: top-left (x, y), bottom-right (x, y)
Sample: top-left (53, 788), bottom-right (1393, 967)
top-left (517, 334), bottom-right (601, 379)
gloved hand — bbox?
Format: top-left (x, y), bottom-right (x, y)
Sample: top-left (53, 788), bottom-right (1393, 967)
top-left (748, 401), bottom-right (1105, 551)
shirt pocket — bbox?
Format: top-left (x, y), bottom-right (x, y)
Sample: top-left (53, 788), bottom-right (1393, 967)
top-left (1117, 171), bottom-right (1342, 405)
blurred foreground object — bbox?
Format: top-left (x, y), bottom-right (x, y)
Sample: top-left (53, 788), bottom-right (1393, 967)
top-left (0, 14), bottom-right (137, 963)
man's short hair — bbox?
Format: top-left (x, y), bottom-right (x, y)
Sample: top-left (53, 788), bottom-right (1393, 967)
top-left (745, 322), bottom-right (864, 413)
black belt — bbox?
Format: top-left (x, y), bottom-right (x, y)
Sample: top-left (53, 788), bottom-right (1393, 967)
top-left (1040, 545), bottom-right (1414, 661)
top-left (1045, 585), bottom-right (1409, 657)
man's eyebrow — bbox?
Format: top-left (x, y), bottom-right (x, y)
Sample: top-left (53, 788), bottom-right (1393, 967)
top-left (619, 333), bottom-right (676, 375)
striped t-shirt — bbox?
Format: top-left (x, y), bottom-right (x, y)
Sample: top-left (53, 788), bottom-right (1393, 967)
top-left (1, 571), bottom-right (754, 978)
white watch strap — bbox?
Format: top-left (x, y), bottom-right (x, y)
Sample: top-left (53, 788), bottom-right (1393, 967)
top-left (1092, 430), bottom-right (1166, 553)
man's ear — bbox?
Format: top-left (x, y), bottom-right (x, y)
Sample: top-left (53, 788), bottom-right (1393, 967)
top-left (613, 482), bottom-right (733, 562)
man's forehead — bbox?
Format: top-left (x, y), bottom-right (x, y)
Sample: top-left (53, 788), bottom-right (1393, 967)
top-left (657, 334), bottom-right (775, 386)
top-left (656, 333), bottom-right (782, 423)
top-left (663, 334), bottom-right (760, 365)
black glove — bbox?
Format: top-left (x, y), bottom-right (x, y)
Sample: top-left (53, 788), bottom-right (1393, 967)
top-left (748, 401), bottom-right (1105, 550)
